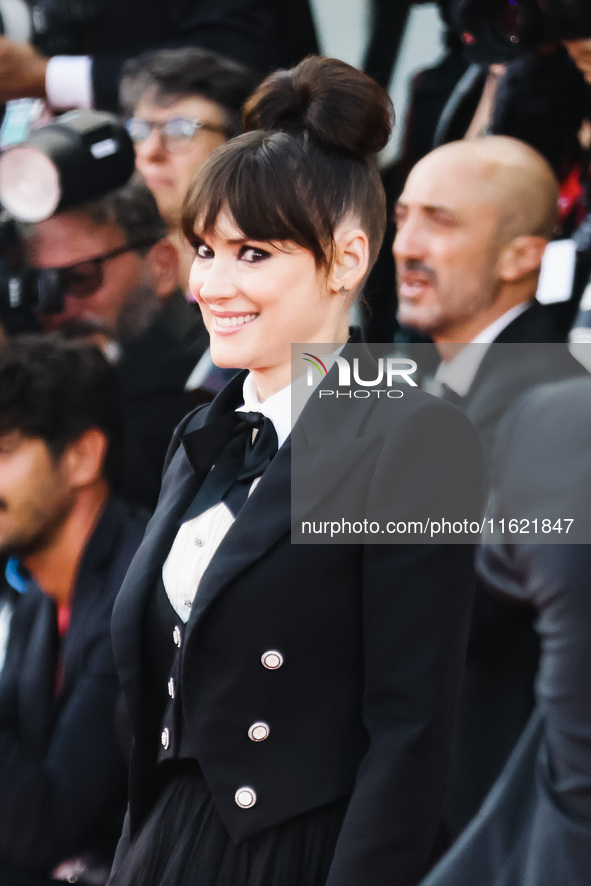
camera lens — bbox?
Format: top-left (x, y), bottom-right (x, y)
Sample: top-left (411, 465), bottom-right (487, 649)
top-left (452, 0), bottom-right (591, 63)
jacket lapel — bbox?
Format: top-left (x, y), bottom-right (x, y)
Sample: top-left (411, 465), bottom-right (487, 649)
top-left (114, 350), bottom-right (379, 707)
top-left (185, 376), bottom-right (378, 633)
top-left (112, 375), bottom-right (249, 722)
top-left (186, 441), bottom-right (292, 630)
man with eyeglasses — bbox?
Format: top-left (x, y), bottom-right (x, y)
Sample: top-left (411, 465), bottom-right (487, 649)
top-left (27, 179), bottom-right (209, 511)
top-left (120, 48), bottom-right (258, 290)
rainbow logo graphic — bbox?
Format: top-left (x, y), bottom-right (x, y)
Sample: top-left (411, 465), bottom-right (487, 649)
top-left (302, 353), bottom-right (328, 378)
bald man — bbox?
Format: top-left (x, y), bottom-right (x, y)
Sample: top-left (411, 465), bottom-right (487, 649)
top-left (394, 137), bottom-right (588, 837)
top-left (394, 135), bottom-right (584, 462)
top-left (395, 136), bottom-right (559, 343)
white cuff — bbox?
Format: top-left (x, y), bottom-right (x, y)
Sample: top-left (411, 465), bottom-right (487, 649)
top-left (45, 56), bottom-right (94, 110)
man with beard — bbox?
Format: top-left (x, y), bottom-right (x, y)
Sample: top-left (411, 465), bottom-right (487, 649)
top-left (0, 335), bottom-right (148, 885)
top-left (28, 179), bottom-right (208, 510)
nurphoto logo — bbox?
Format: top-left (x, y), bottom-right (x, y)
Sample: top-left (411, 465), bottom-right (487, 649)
top-left (303, 352), bottom-right (418, 399)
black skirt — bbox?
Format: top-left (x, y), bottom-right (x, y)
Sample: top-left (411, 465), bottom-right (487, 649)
top-left (109, 764), bottom-right (349, 886)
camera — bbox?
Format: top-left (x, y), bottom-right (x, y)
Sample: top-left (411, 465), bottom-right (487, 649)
top-left (0, 213), bottom-right (66, 333)
top-left (452, 0), bottom-right (591, 64)
top-left (0, 110), bottom-right (135, 332)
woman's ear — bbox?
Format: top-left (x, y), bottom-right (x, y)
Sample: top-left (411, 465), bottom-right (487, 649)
top-left (329, 223), bottom-right (370, 297)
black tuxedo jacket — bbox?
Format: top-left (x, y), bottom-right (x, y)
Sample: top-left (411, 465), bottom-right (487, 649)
top-left (0, 496), bottom-right (148, 880)
top-left (112, 362), bottom-right (484, 886)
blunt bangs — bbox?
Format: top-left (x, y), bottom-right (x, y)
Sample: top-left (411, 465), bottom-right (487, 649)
top-left (182, 131), bottom-right (334, 268)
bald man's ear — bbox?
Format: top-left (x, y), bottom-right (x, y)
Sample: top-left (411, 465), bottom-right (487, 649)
top-left (498, 236), bottom-right (548, 283)
top-left (145, 238), bottom-right (181, 299)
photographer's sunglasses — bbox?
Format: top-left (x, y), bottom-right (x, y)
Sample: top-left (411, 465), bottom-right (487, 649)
top-left (126, 117), bottom-right (229, 153)
top-left (29, 239), bottom-right (158, 314)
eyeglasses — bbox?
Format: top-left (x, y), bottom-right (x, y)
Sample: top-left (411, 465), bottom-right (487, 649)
top-left (30, 240), bottom-right (158, 311)
top-left (125, 117), bottom-right (228, 154)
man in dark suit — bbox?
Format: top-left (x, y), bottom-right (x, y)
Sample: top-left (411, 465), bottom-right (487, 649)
top-left (422, 377), bottom-right (591, 886)
top-left (0, 335), bottom-right (148, 886)
top-left (394, 134), bottom-right (586, 464)
top-left (0, 0), bottom-right (318, 111)
top-left (28, 179), bottom-right (208, 510)
top-left (393, 135), bottom-right (588, 834)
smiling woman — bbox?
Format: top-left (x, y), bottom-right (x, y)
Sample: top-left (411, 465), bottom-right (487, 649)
top-left (188, 215), bottom-right (355, 398)
top-left (108, 55), bottom-right (484, 886)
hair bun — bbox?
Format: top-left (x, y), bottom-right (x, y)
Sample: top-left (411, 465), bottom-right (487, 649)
top-left (243, 56), bottom-right (394, 160)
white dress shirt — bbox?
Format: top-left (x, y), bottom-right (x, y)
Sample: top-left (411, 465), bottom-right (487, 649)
top-left (162, 373), bottom-right (308, 622)
top-left (433, 302), bottom-right (531, 397)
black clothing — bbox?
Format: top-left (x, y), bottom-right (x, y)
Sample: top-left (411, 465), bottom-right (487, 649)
top-left (112, 580), bottom-right (347, 886)
top-left (0, 496), bottom-right (148, 883)
top-left (441, 303), bottom-right (588, 833)
top-left (424, 378), bottom-right (591, 886)
top-left (118, 292), bottom-right (208, 511)
top-left (110, 765), bottom-right (348, 886)
top-left (110, 345), bottom-right (484, 886)
top-left (449, 301), bottom-right (585, 467)
top-left (34, 0), bottom-right (318, 111)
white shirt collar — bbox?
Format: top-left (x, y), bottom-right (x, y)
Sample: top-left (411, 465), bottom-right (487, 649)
top-left (435, 301), bottom-right (531, 396)
top-left (235, 341), bottom-right (347, 447)
top-left (236, 374), bottom-right (295, 448)
top-left (470, 301), bottom-right (530, 345)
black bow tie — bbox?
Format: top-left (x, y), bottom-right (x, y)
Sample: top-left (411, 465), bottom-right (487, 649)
top-left (182, 411), bottom-right (278, 520)
top-left (236, 412), bottom-right (279, 482)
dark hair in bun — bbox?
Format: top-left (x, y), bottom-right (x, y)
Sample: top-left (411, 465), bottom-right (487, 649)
top-left (182, 56), bottom-right (394, 272)
top-left (243, 55), bottom-right (392, 159)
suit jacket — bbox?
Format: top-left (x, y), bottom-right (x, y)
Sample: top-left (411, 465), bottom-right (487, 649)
top-left (35, 0), bottom-right (318, 111)
top-left (422, 378), bottom-right (591, 886)
top-left (111, 360), bottom-right (484, 886)
top-left (439, 301), bottom-right (588, 832)
top-left (0, 496), bottom-right (148, 880)
top-left (450, 301), bottom-right (586, 468)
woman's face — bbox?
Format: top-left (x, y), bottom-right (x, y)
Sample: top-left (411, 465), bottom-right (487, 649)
top-left (188, 211), bottom-right (349, 398)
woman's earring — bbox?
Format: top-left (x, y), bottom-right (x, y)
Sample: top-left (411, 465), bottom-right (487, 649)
top-left (339, 286), bottom-right (347, 296)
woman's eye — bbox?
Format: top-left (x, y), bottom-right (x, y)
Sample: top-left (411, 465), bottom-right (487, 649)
top-left (240, 246), bottom-right (270, 263)
top-left (194, 243), bottom-right (214, 259)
